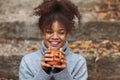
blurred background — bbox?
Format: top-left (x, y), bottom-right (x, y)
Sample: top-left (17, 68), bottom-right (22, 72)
top-left (0, 0), bottom-right (120, 80)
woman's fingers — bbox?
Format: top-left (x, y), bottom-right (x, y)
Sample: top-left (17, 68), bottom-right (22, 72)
top-left (53, 59), bottom-right (67, 69)
top-left (53, 51), bottom-right (67, 69)
top-left (41, 50), bottom-right (53, 70)
top-left (41, 60), bottom-right (51, 67)
top-left (54, 51), bottom-right (65, 60)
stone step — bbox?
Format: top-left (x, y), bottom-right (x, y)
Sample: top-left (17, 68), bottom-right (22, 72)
top-left (0, 55), bottom-right (120, 80)
top-left (0, 21), bottom-right (120, 40)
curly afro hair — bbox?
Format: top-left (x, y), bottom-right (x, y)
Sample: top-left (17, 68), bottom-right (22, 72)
top-left (34, 0), bottom-right (81, 34)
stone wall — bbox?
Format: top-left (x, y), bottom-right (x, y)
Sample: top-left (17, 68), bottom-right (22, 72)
top-left (0, 55), bottom-right (21, 80)
top-left (77, 21), bottom-right (120, 40)
top-left (0, 0), bottom-right (120, 80)
top-left (87, 56), bottom-right (120, 80)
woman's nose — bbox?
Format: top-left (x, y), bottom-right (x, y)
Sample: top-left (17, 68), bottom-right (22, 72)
top-left (52, 33), bottom-right (59, 39)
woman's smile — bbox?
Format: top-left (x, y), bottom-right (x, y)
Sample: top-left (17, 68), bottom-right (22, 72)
top-left (50, 41), bottom-right (60, 47)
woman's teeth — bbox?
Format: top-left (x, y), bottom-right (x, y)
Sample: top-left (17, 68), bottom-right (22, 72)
top-left (51, 42), bottom-right (58, 45)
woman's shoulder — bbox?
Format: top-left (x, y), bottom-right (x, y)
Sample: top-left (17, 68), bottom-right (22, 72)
top-left (20, 50), bottom-right (42, 70)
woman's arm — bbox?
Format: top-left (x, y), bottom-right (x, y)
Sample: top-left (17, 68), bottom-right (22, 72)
top-left (19, 57), bottom-right (51, 80)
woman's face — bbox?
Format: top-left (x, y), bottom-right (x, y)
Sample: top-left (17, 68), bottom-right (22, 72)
top-left (43, 21), bottom-right (67, 50)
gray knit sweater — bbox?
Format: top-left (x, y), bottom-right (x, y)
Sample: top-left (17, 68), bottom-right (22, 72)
top-left (19, 41), bottom-right (88, 80)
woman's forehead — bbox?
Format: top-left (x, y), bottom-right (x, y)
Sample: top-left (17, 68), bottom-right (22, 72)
top-left (45, 21), bottom-right (66, 29)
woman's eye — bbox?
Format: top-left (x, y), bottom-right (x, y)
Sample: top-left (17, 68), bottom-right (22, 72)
top-left (59, 31), bottom-right (65, 35)
top-left (46, 30), bottom-right (53, 34)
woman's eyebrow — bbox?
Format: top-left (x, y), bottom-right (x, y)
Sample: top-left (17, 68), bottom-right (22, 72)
top-left (46, 28), bottom-right (52, 30)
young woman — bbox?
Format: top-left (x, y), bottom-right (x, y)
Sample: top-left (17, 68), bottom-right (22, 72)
top-left (19, 0), bottom-right (88, 80)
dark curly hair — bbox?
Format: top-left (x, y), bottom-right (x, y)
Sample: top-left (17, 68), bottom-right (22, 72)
top-left (34, 0), bottom-right (81, 34)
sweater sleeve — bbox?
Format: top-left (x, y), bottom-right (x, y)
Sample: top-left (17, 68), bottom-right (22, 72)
top-left (53, 57), bottom-right (88, 80)
top-left (19, 57), bottom-right (51, 80)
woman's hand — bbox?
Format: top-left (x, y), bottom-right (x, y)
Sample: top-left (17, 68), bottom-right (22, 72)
top-left (53, 48), bottom-right (67, 71)
top-left (41, 49), bottom-right (53, 72)
top-left (41, 48), bottom-right (67, 72)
